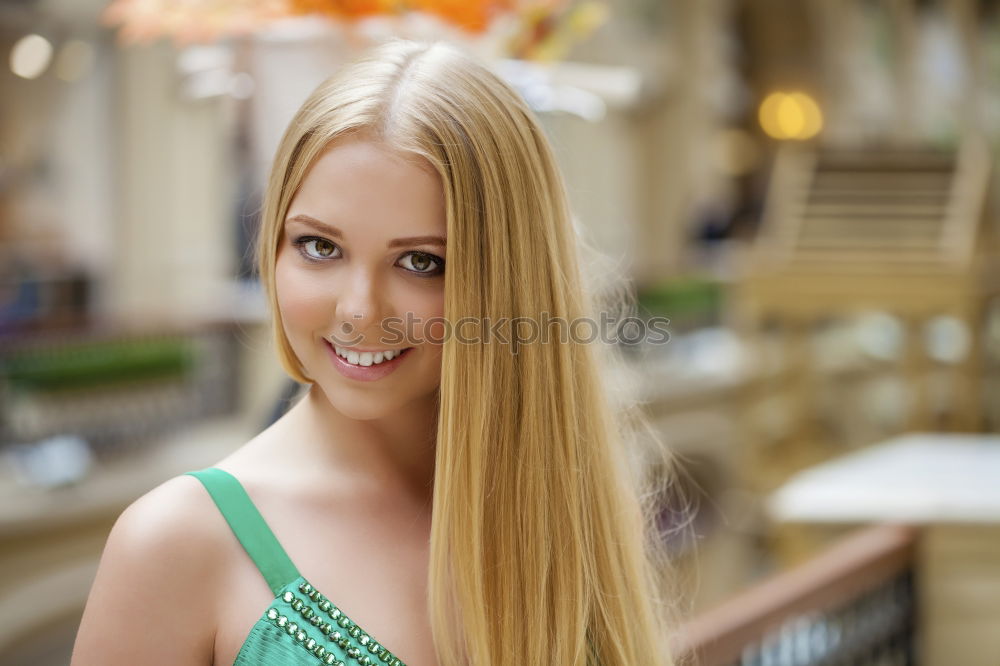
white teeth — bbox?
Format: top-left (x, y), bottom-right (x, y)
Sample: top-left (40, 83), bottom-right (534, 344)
top-left (333, 345), bottom-right (407, 367)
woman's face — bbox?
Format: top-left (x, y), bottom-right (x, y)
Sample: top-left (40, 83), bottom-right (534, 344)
top-left (275, 135), bottom-right (447, 420)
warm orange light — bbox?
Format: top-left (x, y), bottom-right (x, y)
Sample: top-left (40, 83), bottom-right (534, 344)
top-left (759, 91), bottom-right (823, 140)
top-left (788, 92), bottom-right (822, 138)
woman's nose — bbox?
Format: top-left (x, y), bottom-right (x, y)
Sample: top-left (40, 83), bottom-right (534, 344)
top-left (334, 269), bottom-right (383, 338)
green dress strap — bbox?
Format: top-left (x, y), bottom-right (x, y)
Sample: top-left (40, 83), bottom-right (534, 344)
top-left (185, 467), bottom-right (300, 596)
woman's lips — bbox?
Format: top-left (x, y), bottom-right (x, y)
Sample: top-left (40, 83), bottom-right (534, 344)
top-left (325, 340), bottom-right (412, 381)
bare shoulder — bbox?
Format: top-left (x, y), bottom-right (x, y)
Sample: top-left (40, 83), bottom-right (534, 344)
top-left (105, 472), bottom-right (226, 552)
top-left (71, 473), bottom-right (227, 666)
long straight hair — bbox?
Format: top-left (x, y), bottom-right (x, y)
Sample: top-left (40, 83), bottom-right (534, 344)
top-left (258, 40), bottom-right (677, 665)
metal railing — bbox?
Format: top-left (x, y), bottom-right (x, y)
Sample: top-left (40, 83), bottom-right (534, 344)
top-left (673, 524), bottom-right (919, 666)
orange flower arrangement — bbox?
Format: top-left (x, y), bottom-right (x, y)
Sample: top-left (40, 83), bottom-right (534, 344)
top-left (284, 0), bottom-right (523, 34)
top-left (102, 0), bottom-right (603, 59)
top-left (286, 0), bottom-right (401, 22)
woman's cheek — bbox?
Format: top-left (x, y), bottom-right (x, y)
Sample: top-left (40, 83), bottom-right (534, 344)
top-left (276, 267), bottom-right (330, 333)
top-left (423, 317), bottom-right (447, 345)
top-left (413, 294), bottom-right (446, 345)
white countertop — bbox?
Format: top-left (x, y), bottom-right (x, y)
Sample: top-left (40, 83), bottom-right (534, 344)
top-left (768, 432), bottom-right (1000, 524)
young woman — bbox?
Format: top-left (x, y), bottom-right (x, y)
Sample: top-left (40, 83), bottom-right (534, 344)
top-left (73, 40), bottom-right (675, 666)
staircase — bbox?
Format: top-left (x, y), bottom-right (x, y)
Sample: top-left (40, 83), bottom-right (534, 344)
top-left (757, 140), bottom-right (991, 270)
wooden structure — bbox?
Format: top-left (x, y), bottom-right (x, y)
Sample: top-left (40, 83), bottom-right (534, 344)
top-left (672, 523), bottom-right (918, 666)
top-left (767, 433), bottom-right (1000, 666)
top-left (734, 139), bottom-right (1000, 490)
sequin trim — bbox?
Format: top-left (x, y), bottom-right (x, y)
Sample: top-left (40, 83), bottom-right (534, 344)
top-left (264, 579), bottom-right (405, 666)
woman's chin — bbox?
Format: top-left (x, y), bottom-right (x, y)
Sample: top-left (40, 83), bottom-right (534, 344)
top-left (310, 383), bottom-right (400, 422)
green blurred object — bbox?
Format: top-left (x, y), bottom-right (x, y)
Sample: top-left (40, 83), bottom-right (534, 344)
top-left (636, 276), bottom-right (723, 323)
top-left (1, 337), bottom-right (194, 393)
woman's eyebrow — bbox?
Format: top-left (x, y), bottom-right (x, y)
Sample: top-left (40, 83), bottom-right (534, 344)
top-left (286, 214), bottom-right (446, 248)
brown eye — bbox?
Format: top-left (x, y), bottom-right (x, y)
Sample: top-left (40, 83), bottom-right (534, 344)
top-left (411, 254), bottom-right (431, 271)
top-left (399, 251), bottom-right (443, 276)
top-left (294, 236), bottom-right (340, 261)
top-left (312, 239), bottom-right (336, 257)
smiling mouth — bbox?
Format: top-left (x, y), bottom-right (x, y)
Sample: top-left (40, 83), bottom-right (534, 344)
top-left (329, 343), bottom-right (413, 367)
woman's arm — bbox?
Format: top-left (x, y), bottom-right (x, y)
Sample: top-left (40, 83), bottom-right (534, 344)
top-left (71, 475), bottom-right (222, 665)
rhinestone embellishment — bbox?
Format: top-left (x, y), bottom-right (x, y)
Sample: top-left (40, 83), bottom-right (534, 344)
top-left (253, 578), bottom-right (408, 666)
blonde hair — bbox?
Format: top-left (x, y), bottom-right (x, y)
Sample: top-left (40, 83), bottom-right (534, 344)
top-left (258, 40), bottom-right (677, 665)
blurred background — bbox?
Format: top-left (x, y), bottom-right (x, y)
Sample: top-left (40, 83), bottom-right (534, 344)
top-left (1, 0), bottom-right (999, 664)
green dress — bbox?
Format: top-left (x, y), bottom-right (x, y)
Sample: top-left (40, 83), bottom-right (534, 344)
top-left (185, 468), bottom-right (408, 666)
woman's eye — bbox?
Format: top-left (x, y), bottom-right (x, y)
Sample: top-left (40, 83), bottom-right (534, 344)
top-left (399, 251), bottom-right (444, 276)
top-left (295, 237), bottom-right (339, 260)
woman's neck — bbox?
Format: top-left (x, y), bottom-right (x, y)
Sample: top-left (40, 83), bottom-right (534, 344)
top-left (286, 385), bottom-right (438, 507)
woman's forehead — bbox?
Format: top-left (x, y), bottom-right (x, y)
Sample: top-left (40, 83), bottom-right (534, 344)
top-left (287, 137), bottom-right (445, 237)
top-left (320, 132), bottom-right (436, 174)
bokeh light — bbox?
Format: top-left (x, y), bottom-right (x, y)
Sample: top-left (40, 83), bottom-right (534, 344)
top-left (54, 40), bottom-right (96, 82)
top-left (759, 91), bottom-right (824, 140)
top-left (10, 33), bottom-right (53, 80)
